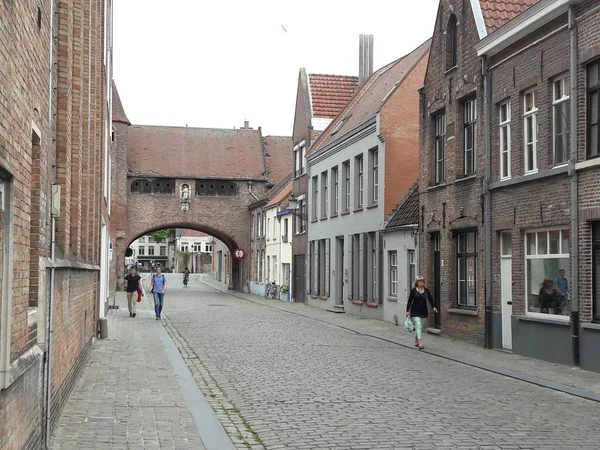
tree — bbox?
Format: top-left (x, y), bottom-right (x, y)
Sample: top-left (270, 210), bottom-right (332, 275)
top-left (151, 229), bottom-right (176, 243)
top-left (178, 250), bottom-right (190, 268)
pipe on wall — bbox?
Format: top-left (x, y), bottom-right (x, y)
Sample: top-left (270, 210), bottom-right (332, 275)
top-left (568, 6), bottom-right (580, 367)
top-left (482, 56), bottom-right (493, 349)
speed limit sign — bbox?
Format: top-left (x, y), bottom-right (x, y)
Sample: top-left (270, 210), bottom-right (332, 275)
top-left (233, 248), bottom-right (245, 260)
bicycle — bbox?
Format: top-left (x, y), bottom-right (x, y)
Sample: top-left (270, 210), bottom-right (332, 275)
top-left (265, 282), bottom-right (278, 299)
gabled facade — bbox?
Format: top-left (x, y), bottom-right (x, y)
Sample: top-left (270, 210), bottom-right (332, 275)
top-left (418, 0), bottom-right (538, 345)
top-left (290, 68), bottom-right (359, 302)
top-left (305, 40), bottom-right (430, 318)
top-left (474, 0), bottom-right (600, 372)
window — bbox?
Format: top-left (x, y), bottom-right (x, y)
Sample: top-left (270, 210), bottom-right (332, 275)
top-left (294, 149), bottom-right (300, 177)
top-left (153, 179), bottom-right (175, 195)
top-left (321, 171), bottom-right (328, 219)
top-left (523, 90), bottom-right (538, 173)
top-left (447, 14), bottom-right (457, 69)
top-left (587, 61), bottom-right (600, 159)
top-left (267, 218), bottom-right (271, 240)
top-left (370, 149), bottom-right (379, 204)
top-left (138, 246), bottom-right (145, 256)
top-left (331, 166), bottom-right (339, 216)
top-left (408, 249), bottom-right (416, 286)
top-left (553, 75), bottom-right (570, 165)
top-left (205, 244), bottom-right (212, 252)
top-left (355, 155), bottom-right (364, 208)
top-left (301, 145), bottom-right (306, 175)
top-left (196, 179), bottom-right (236, 196)
top-left (272, 216), bottom-right (277, 241)
top-left (434, 113), bottom-right (446, 184)
top-left (297, 198), bottom-right (306, 233)
top-left (499, 102), bottom-right (511, 179)
top-left (463, 98), bottom-right (476, 175)
top-left (368, 232), bottom-right (378, 302)
top-left (311, 176), bottom-right (319, 221)
top-left (457, 231), bottom-right (477, 307)
top-left (343, 161), bottom-right (351, 212)
top-left (267, 256), bottom-right (271, 281)
top-left (148, 246), bottom-right (155, 256)
top-left (282, 218), bottom-right (289, 242)
top-left (526, 229), bottom-right (570, 317)
top-left (160, 246), bottom-right (166, 256)
top-left (389, 251), bottom-right (398, 297)
top-left (262, 213), bottom-right (266, 237)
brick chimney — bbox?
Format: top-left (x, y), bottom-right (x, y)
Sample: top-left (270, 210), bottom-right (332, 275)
top-left (358, 34), bottom-right (374, 88)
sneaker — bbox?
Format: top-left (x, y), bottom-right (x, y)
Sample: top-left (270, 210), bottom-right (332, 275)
top-left (132, 313), bottom-right (136, 318)
top-left (156, 317), bottom-right (159, 320)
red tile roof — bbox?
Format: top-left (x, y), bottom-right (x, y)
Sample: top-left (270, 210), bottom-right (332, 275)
top-left (112, 81), bottom-right (131, 125)
top-left (182, 229), bottom-right (209, 237)
top-left (386, 183), bottom-right (419, 229)
top-left (265, 182), bottom-right (292, 208)
top-left (127, 126), bottom-right (267, 179)
top-left (262, 135), bottom-right (292, 185)
top-left (309, 39), bottom-right (431, 155)
top-left (308, 74), bottom-right (359, 119)
top-left (479, 0), bottom-right (541, 33)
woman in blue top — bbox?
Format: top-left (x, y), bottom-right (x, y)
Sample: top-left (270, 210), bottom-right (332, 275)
top-left (150, 265), bottom-right (168, 320)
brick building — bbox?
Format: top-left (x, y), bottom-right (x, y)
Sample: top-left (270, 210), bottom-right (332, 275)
top-left (474, 0), bottom-right (600, 371)
top-left (290, 65), bottom-right (359, 302)
top-left (0, 0), bottom-right (113, 448)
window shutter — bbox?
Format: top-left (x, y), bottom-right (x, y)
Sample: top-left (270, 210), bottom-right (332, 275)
top-left (325, 239), bottom-right (330, 296)
top-left (313, 240), bottom-right (319, 295)
top-left (359, 233), bottom-right (365, 300)
top-left (307, 242), bottom-right (312, 295)
top-left (347, 236), bottom-right (353, 299)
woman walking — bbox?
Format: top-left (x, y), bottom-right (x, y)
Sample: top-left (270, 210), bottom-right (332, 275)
top-left (406, 276), bottom-right (438, 350)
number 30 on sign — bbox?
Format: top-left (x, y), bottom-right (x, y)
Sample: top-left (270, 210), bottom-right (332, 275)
top-left (233, 248), bottom-right (245, 260)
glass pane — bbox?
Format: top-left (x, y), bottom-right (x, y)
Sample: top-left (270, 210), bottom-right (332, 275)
top-left (589, 63), bottom-right (599, 88)
top-left (458, 234), bottom-right (466, 253)
top-left (538, 232), bottom-right (548, 255)
top-left (591, 92), bottom-right (599, 124)
top-left (502, 150), bottom-right (509, 178)
top-left (467, 257), bottom-right (476, 306)
top-left (500, 103), bottom-right (508, 122)
top-left (525, 92), bottom-right (534, 111)
top-left (527, 233), bottom-right (536, 255)
top-left (501, 232), bottom-right (512, 256)
top-left (467, 232), bottom-right (476, 253)
top-left (458, 257), bottom-right (466, 305)
top-left (554, 79), bottom-right (562, 100)
top-left (561, 229), bottom-right (570, 254)
top-left (527, 257), bottom-right (570, 316)
top-left (591, 124), bottom-right (599, 157)
top-left (594, 247), bottom-right (600, 320)
top-left (549, 230), bottom-right (560, 254)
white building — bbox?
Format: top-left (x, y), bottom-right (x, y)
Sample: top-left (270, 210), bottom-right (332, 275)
top-left (264, 182), bottom-right (293, 301)
top-left (128, 235), bottom-right (172, 271)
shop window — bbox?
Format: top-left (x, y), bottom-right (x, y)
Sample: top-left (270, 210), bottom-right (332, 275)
top-left (525, 229), bottom-right (570, 318)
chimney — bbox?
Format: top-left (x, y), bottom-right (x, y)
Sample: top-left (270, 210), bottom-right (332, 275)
top-left (358, 34), bottom-right (374, 88)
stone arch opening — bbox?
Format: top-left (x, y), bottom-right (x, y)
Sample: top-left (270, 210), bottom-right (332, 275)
top-left (121, 222), bottom-right (245, 291)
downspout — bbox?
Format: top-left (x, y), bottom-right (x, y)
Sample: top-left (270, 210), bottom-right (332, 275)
top-left (568, 6), bottom-right (579, 367)
top-left (44, 0), bottom-right (57, 446)
top-left (482, 55), bottom-right (493, 349)
top-left (248, 180), bottom-right (259, 201)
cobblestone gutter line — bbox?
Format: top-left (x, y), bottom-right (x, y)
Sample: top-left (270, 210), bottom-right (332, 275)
top-left (162, 316), bottom-right (266, 450)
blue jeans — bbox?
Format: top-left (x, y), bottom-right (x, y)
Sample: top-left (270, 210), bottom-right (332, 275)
top-left (154, 292), bottom-right (164, 317)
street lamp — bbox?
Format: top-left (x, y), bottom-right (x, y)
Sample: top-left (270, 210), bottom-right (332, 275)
top-left (287, 194), bottom-right (308, 220)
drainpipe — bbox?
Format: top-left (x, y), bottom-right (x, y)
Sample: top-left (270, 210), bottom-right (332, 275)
top-left (44, 0), bottom-right (57, 446)
top-left (248, 180), bottom-right (259, 201)
top-left (482, 55), bottom-right (493, 349)
top-left (568, 6), bottom-right (579, 367)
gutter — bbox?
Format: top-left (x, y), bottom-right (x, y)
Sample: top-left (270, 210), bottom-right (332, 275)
top-left (568, 6), bottom-right (580, 367)
top-left (482, 56), bottom-right (493, 349)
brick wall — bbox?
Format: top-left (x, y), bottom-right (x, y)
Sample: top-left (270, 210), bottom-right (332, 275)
top-left (419, 0), bottom-right (486, 344)
top-left (381, 49), bottom-right (429, 219)
top-left (0, 0), bottom-right (108, 447)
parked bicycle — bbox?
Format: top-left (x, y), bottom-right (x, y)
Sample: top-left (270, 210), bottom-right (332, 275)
top-left (265, 281), bottom-right (278, 299)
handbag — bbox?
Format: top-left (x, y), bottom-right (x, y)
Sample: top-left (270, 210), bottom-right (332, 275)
top-left (404, 294), bottom-right (415, 333)
top-left (137, 287), bottom-right (143, 303)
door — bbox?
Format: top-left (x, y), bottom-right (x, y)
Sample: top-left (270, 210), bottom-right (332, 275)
top-left (283, 263), bottom-right (291, 301)
top-left (500, 232), bottom-right (513, 349)
top-left (336, 237), bottom-right (344, 305)
top-left (293, 255), bottom-right (305, 302)
top-left (432, 233), bottom-right (441, 329)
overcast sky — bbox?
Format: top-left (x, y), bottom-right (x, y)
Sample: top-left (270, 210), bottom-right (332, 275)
top-left (113, 0), bottom-right (439, 137)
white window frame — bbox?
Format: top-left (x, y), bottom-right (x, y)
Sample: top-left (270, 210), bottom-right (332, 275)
top-left (389, 251), bottom-right (398, 297)
top-left (552, 75), bottom-right (570, 167)
top-left (356, 155), bottom-right (364, 208)
top-left (301, 145), bottom-right (306, 175)
top-left (523, 89), bottom-right (538, 174)
top-left (525, 228), bottom-right (570, 321)
top-left (312, 176), bottom-right (319, 221)
top-left (321, 171), bottom-right (328, 219)
top-left (343, 161), bottom-right (351, 212)
top-left (138, 246), bottom-right (145, 256)
top-left (463, 98), bottom-right (476, 176)
top-left (407, 249), bottom-right (416, 287)
top-left (332, 166), bottom-right (339, 216)
top-left (371, 149), bottom-right (379, 204)
top-left (499, 101), bottom-right (511, 180)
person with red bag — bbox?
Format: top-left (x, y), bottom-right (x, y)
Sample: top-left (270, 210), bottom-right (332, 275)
top-left (124, 266), bottom-right (141, 318)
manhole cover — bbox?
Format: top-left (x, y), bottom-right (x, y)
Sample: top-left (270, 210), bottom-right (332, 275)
top-left (84, 417), bottom-right (116, 423)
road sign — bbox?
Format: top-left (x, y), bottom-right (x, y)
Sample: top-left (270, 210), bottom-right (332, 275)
top-left (233, 248), bottom-right (245, 260)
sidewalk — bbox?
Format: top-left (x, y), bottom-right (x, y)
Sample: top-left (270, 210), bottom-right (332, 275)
top-left (50, 291), bottom-right (234, 450)
top-left (199, 275), bottom-right (600, 402)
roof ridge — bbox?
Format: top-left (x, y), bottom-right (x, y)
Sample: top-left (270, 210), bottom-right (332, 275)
top-left (385, 182), bottom-right (420, 229)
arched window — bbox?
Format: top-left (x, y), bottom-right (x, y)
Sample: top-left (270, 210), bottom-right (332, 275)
top-left (447, 14), bottom-right (458, 69)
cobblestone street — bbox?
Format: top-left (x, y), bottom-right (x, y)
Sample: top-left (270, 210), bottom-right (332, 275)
top-left (52, 275), bottom-right (600, 450)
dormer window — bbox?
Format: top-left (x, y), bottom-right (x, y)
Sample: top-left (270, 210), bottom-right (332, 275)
top-left (447, 14), bottom-right (458, 69)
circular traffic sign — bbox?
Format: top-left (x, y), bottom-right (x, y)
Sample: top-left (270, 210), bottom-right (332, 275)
top-left (233, 248), bottom-right (245, 260)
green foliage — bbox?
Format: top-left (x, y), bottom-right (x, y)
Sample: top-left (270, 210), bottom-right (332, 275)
top-left (178, 250), bottom-right (191, 267)
top-left (151, 229), bottom-right (175, 242)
